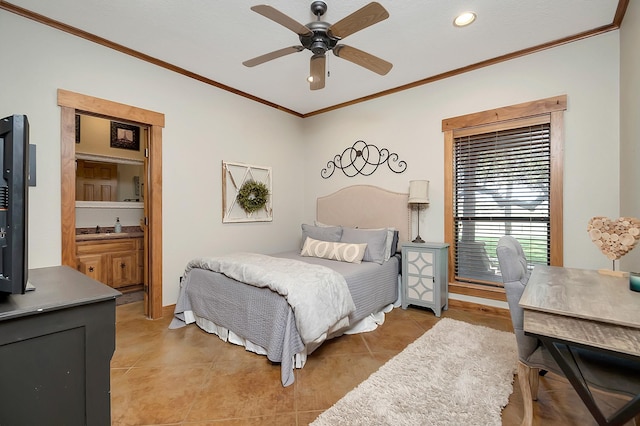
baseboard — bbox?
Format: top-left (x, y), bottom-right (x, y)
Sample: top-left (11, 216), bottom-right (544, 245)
top-left (163, 304), bottom-right (176, 316)
top-left (448, 298), bottom-right (511, 319)
top-left (449, 281), bottom-right (507, 302)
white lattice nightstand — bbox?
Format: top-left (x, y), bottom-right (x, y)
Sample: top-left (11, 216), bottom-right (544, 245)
top-left (401, 242), bottom-right (449, 317)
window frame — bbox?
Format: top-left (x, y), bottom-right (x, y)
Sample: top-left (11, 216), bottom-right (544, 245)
top-left (442, 95), bottom-right (566, 301)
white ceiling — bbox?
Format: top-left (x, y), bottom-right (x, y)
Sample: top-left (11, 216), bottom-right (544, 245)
top-left (6, 0), bottom-right (622, 115)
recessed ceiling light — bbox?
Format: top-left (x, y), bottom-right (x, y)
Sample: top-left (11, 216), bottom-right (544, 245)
top-left (454, 11), bottom-right (476, 27)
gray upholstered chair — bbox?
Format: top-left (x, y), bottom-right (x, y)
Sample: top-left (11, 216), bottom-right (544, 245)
top-left (496, 235), bottom-right (640, 426)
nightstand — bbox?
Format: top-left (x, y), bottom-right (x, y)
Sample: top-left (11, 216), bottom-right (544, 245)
top-left (401, 242), bottom-right (449, 317)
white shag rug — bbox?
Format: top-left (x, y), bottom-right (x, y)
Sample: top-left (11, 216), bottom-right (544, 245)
top-left (311, 318), bottom-right (517, 426)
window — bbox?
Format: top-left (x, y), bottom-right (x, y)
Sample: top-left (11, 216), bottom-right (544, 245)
top-left (443, 96), bottom-right (565, 297)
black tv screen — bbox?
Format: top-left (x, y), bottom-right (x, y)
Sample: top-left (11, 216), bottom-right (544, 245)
top-left (0, 115), bottom-right (29, 295)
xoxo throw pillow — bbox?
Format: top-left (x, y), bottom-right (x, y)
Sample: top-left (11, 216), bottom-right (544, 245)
top-left (301, 237), bottom-right (367, 264)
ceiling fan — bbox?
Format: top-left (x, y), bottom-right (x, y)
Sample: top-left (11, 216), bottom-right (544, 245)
top-left (242, 1), bottom-right (392, 90)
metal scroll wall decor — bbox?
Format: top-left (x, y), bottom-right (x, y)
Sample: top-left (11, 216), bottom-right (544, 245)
top-left (321, 140), bottom-right (407, 179)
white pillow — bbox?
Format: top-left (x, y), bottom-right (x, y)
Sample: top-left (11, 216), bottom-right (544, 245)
top-left (383, 228), bottom-right (396, 260)
top-left (301, 237), bottom-right (367, 264)
top-left (314, 220), bottom-right (335, 227)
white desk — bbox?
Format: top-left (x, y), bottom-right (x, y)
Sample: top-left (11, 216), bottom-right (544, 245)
top-left (520, 265), bottom-right (640, 426)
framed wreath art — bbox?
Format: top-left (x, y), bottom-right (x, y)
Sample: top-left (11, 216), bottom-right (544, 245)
top-left (222, 161), bottom-right (273, 223)
top-left (237, 180), bottom-right (269, 214)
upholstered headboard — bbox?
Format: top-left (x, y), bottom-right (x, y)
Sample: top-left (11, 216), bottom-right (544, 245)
top-left (316, 185), bottom-right (411, 244)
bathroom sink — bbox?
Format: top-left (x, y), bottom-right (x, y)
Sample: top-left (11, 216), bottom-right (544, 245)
top-left (76, 229), bottom-right (143, 242)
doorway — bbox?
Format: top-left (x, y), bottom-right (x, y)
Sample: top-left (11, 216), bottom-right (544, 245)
top-left (58, 89), bottom-right (164, 319)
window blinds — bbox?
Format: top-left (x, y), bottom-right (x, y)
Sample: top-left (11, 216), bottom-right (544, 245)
top-left (453, 123), bottom-right (551, 286)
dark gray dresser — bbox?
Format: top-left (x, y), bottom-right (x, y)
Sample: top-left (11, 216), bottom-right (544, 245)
top-left (0, 266), bottom-right (121, 425)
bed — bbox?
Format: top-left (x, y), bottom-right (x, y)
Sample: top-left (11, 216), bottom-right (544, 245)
top-left (170, 185), bottom-right (411, 386)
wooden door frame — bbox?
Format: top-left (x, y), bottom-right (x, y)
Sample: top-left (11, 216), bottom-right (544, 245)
top-left (58, 89), bottom-right (164, 319)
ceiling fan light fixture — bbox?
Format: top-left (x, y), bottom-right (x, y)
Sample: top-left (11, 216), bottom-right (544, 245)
top-left (310, 40), bottom-right (328, 55)
top-left (244, 2), bottom-right (392, 90)
top-left (454, 11), bottom-right (476, 27)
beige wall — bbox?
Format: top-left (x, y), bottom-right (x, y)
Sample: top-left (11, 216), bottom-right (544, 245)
top-left (0, 10), bottom-right (305, 305)
top-left (620, 0), bottom-right (640, 272)
top-left (302, 32), bottom-right (621, 276)
top-left (0, 6), bottom-right (634, 306)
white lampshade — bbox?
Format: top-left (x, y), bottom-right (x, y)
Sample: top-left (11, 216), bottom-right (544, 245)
top-left (408, 180), bottom-right (430, 204)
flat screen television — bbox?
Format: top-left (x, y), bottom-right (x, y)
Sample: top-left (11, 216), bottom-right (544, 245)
top-left (0, 115), bottom-right (29, 295)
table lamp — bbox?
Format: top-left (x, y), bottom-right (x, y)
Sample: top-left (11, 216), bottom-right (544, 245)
top-left (408, 180), bottom-right (429, 243)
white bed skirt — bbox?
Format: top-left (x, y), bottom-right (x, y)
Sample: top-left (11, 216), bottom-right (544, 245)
top-left (186, 302), bottom-right (398, 369)
top-left (183, 276), bottom-right (401, 370)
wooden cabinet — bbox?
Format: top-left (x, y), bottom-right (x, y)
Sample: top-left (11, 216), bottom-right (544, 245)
top-left (401, 242), bottom-right (449, 317)
top-left (76, 159), bottom-right (118, 201)
top-left (78, 254), bottom-right (104, 282)
top-left (109, 251), bottom-right (138, 288)
top-left (77, 237), bottom-right (143, 290)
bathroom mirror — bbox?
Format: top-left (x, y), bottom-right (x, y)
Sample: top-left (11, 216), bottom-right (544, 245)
top-left (75, 114), bottom-right (146, 208)
top-left (75, 157), bottom-right (144, 204)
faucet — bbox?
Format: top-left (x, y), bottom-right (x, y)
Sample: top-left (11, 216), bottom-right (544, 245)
top-left (96, 225), bottom-right (100, 234)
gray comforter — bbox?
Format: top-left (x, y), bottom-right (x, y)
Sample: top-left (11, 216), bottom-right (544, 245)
top-left (171, 251), bottom-right (399, 386)
top-left (182, 253), bottom-right (356, 345)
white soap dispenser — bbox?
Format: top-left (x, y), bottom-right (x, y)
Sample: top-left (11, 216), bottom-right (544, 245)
top-left (114, 217), bottom-right (122, 233)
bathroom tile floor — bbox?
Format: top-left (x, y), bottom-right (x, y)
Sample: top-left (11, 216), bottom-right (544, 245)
top-left (111, 302), bottom-right (638, 425)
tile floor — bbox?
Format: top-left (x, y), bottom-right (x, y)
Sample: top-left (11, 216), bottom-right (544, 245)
top-left (111, 302), bottom-right (638, 425)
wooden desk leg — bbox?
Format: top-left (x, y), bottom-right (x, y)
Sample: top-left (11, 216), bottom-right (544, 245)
top-left (518, 361), bottom-right (537, 426)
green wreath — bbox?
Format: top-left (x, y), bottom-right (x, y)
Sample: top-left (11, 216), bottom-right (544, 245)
top-left (236, 180), bottom-right (269, 214)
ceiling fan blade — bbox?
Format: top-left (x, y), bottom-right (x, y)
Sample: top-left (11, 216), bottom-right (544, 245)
top-left (333, 44), bottom-right (392, 75)
top-left (309, 54), bottom-right (326, 90)
top-left (243, 46), bottom-right (304, 67)
top-left (328, 2), bottom-right (389, 39)
top-left (251, 5), bottom-right (313, 37)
